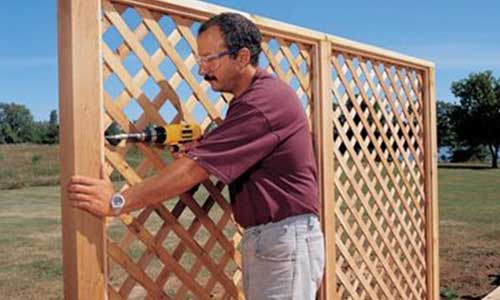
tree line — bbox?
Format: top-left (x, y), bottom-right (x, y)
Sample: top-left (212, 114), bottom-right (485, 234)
top-left (438, 71), bottom-right (500, 168)
top-left (0, 103), bottom-right (59, 144)
top-left (1, 71), bottom-right (499, 167)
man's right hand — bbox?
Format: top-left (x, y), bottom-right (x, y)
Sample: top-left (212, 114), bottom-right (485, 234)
top-left (170, 141), bottom-right (199, 160)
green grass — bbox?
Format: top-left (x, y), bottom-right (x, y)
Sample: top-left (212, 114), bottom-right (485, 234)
top-left (0, 183), bottom-right (232, 299)
top-left (1, 147), bottom-right (499, 299)
top-left (438, 167), bottom-right (500, 299)
top-left (0, 144), bottom-right (170, 189)
top-left (0, 144), bottom-right (60, 189)
top-left (0, 186), bottom-right (62, 300)
top-left (439, 167), bottom-right (500, 225)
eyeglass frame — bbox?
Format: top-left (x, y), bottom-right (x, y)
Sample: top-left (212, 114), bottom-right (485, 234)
top-left (195, 48), bottom-right (241, 71)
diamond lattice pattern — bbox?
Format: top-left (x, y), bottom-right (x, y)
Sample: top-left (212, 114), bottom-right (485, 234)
top-left (100, 2), bottom-right (314, 299)
top-left (330, 50), bottom-right (427, 300)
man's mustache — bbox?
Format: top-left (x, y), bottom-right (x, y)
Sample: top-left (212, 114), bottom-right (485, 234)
top-left (204, 75), bottom-right (217, 81)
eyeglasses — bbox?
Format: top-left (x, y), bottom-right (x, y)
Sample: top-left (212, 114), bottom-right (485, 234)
top-left (195, 48), bottom-right (239, 71)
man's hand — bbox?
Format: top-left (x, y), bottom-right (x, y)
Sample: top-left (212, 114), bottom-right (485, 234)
top-left (170, 141), bottom-right (199, 160)
top-left (67, 167), bottom-right (115, 217)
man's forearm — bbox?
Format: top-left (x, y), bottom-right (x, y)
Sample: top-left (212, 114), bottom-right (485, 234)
top-left (121, 156), bottom-right (209, 213)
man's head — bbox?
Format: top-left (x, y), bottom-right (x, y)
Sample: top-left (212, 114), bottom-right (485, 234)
top-left (196, 13), bottom-right (262, 94)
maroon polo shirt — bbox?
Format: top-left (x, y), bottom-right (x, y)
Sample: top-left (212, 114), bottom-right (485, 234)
top-left (187, 69), bottom-right (319, 228)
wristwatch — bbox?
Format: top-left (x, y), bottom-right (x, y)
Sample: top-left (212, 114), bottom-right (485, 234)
top-left (110, 193), bottom-right (126, 215)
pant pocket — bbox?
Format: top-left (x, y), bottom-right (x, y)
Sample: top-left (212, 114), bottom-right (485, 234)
top-left (306, 233), bottom-right (325, 287)
top-left (256, 225), bottom-right (296, 262)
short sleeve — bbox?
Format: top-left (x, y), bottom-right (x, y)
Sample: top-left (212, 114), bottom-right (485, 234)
top-left (186, 103), bottom-right (279, 185)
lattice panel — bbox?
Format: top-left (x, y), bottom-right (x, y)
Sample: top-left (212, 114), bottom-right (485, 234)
top-left (259, 36), bottom-right (314, 125)
top-left (330, 50), bottom-right (427, 300)
top-left (99, 1), bottom-right (315, 299)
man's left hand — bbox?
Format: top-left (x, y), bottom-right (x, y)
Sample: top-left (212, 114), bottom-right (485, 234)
top-left (67, 166), bottom-right (115, 217)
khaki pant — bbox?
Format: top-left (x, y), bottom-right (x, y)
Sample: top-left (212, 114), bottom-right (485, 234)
top-left (241, 214), bottom-right (325, 300)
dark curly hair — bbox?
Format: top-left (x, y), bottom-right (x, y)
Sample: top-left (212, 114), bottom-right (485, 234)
top-left (198, 13), bottom-right (262, 66)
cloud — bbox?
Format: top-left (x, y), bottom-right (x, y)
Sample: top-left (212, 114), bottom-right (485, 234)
top-left (0, 57), bottom-right (57, 68)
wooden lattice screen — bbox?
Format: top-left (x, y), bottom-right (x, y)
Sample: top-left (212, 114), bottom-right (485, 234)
top-left (58, 0), bottom-right (439, 299)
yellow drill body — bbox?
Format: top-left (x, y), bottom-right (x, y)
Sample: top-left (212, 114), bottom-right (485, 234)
top-left (163, 123), bottom-right (202, 146)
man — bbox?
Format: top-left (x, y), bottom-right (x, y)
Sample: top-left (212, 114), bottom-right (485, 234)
top-left (68, 13), bottom-right (324, 300)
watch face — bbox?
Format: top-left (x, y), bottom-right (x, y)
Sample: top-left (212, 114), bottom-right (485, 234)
top-left (111, 195), bottom-right (125, 208)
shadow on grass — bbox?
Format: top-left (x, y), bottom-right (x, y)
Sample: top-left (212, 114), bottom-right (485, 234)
top-left (438, 163), bottom-right (493, 170)
top-left (490, 273), bottom-right (500, 286)
top-left (461, 274), bottom-right (500, 300)
top-left (462, 295), bottom-right (487, 300)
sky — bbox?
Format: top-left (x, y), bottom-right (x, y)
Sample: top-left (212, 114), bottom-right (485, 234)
top-left (0, 0), bottom-right (499, 121)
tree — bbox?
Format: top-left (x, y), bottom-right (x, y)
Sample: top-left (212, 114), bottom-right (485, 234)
top-left (49, 109), bottom-right (58, 126)
top-left (451, 71), bottom-right (500, 168)
top-left (44, 109), bottom-right (59, 144)
top-left (0, 102), bottom-right (36, 143)
top-left (436, 100), bottom-right (458, 148)
top-left (104, 121), bottom-right (122, 136)
top-left (33, 109), bottom-right (59, 144)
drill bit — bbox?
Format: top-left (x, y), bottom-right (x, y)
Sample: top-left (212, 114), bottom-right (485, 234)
top-left (105, 128), bottom-right (165, 146)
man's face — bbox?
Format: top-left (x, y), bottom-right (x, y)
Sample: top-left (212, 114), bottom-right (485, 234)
top-left (196, 26), bottom-right (239, 93)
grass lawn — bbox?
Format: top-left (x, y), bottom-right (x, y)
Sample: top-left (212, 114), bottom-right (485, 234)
top-left (0, 144), bottom-right (499, 299)
top-left (438, 166), bottom-right (500, 299)
top-left (0, 144), bottom-right (59, 189)
top-left (0, 186), bottom-right (62, 300)
top-left (0, 185), bottom-right (235, 300)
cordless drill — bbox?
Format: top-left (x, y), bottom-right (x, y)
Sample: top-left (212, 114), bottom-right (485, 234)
top-left (105, 123), bottom-right (202, 149)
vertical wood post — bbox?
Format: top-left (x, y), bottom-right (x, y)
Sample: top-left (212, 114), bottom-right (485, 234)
top-left (424, 67), bottom-right (439, 300)
top-left (314, 39), bottom-right (337, 300)
top-left (58, 0), bottom-right (107, 299)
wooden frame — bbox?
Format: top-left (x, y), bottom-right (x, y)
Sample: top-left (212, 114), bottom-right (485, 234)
top-left (58, 0), bottom-right (438, 299)
top-left (424, 68), bottom-right (440, 300)
top-left (313, 39), bottom-right (337, 300)
top-left (58, 0), bottom-right (106, 299)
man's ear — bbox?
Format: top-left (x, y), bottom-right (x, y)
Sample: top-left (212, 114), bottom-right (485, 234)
top-left (237, 47), bottom-right (252, 66)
